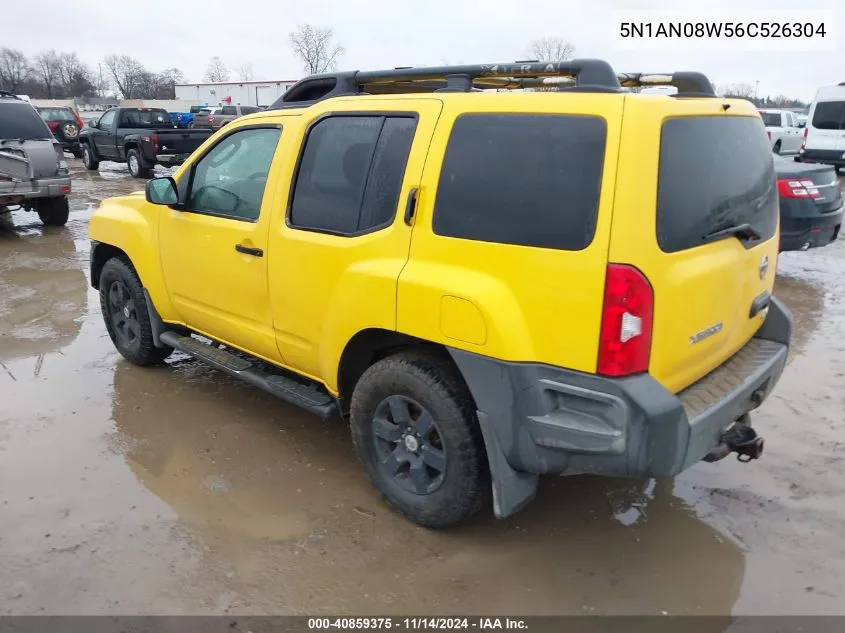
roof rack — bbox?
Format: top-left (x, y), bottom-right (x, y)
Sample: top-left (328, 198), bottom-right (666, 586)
top-left (269, 61), bottom-right (716, 109)
top-left (0, 90), bottom-right (23, 100)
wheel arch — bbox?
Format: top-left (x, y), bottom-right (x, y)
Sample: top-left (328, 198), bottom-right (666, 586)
top-left (90, 242), bottom-right (131, 290)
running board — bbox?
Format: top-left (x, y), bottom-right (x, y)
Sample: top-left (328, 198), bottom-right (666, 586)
top-left (159, 331), bottom-right (339, 420)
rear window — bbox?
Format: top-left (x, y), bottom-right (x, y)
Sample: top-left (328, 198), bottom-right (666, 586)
top-left (221, 106), bottom-right (237, 115)
top-left (0, 102), bottom-right (52, 139)
top-left (241, 106), bottom-right (260, 114)
top-left (759, 111), bottom-right (782, 127)
top-left (432, 114), bottom-right (607, 251)
top-left (120, 109), bottom-right (171, 127)
top-left (812, 101), bottom-right (845, 130)
top-left (38, 108), bottom-right (77, 122)
top-left (657, 116), bottom-right (777, 253)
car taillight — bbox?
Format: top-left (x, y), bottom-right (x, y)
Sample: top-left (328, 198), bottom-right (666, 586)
top-left (767, 130), bottom-right (771, 140)
top-left (152, 133), bottom-right (159, 151)
top-left (46, 121), bottom-right (59, 132)
top-left (597, 264), bottom-right (654, 377)
top-left (208, 116), bottom-right (215, 124)
top-left (73, 111), bottom-right (85, 129)
top-left (800, 126), bottom-right (808, 151)
top-left (777, 178), bottom-right (822, 199)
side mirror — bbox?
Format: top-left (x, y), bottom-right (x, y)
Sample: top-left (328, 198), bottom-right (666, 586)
top-left (88, 120), bottom-right (98, 128)
top-left (146, 177), bottom-right (179, 206)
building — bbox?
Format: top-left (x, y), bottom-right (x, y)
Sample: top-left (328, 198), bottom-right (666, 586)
top-left (174, 80), bottom-right (298, 108)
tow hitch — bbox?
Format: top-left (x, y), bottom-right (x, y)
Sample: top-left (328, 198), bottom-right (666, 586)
top-left (704, 414), bottom-right (765, 463)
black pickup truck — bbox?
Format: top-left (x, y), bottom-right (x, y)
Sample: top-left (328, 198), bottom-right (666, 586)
top-left (78, 108), bottom-right (212, 178)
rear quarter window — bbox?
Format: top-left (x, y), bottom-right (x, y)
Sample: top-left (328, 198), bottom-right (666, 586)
top-left (812, 101), bottom-right (845, 130)
top-left (432, 113), bottom-right (607, 251)
top-left (657, 116), bottom-right (777, 253)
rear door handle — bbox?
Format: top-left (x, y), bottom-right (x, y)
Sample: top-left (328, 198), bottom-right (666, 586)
top-left (404, 187), bottom-right (419, 225)
top-left (750, 291), bottom-right (771, 318)
top-left (235, 244), bottom-right (263, 257)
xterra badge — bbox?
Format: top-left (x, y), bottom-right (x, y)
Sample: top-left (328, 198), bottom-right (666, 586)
top-left (690, 322), bottom-right (723, 345)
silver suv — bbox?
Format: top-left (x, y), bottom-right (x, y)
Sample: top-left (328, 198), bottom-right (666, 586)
top-left (1, 91), bottom-right (72, 226)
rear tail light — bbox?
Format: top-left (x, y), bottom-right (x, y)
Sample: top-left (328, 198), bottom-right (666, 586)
top-left (46, 121), bottom-right (59, 132)
top-left (767, 130), bottom-right (771, 141)
top-left (73, 111), bottom-right (85, 129)
top-left (208, 116), bottom-right (216, 124)
top-left (800, 126), bottom-right (808, 151)
top-left (151, 133), bottom-right (160, 151)
top-left (597, 264), bottom-right (654, 377)
top-left (777, 178), bottom-right (822, 199)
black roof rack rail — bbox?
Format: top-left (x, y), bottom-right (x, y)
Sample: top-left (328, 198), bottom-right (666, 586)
top-left (0, 90), bottom-right (23, 100)
top-left (268, 61), bottom-right (717, 109)
top-left (616, 72), bottom-right (716, 97)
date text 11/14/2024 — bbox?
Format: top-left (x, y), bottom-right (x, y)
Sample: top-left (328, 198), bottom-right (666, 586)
top-left (308, 618), bottom-right (528, 630)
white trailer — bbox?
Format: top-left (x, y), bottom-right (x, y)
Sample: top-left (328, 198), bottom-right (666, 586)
top-left (174, 80), bottom-right (298, 108)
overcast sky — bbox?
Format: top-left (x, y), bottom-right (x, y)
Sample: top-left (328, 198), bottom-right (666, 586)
top-left (6, 0), bottom-right (844, 101)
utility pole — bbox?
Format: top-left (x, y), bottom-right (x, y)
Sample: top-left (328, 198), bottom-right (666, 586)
top-left (755, 80), bottom-right (759, 100)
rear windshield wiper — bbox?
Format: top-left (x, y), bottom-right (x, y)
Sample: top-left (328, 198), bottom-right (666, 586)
top-left (702, 223), bottom-right (761, 244)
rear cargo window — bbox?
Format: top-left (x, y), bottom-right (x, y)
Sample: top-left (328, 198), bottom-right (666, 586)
top-left (759, 111), bottom-right (781, 127)
top-left (657, 116), bottom-right (777, 253)
top-left (0, 102), bottom-right (52, 139)
top-left (812, 102), bottom-right (845, 130)
top-left (433, 114), bottom-right (607, 251)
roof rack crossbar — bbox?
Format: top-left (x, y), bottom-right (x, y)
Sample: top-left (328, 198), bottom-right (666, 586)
top-left (617, 72), bottom-right (716, 97)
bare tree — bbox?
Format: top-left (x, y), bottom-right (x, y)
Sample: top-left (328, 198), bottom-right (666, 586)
top-left (236, 62), bottom-right (255, 81)
top-left (716, 82), bottom-right (755, 99)
top-left (204, 57), bottom-right (230, 83)
top-left (528, 36), bottom-right (576, 62)
top-left (104, 54), bottom-right (146, 99)
top-left (93, 63), bottom-right (110, 98)
top-left (0, 48), bottom-right (30, 93)
top-left (33, 50), bottom-right (62, 98)
top-left (289, 24), bottom-right (344, 75)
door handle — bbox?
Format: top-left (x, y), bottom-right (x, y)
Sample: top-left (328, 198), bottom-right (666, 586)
top-left (235, 244), bottom-right (263, 257)
top-left (404, 187), bottom-right (419, 226)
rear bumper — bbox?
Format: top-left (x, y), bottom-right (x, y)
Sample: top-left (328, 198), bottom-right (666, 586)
top-left (798, 149), bottom-right (845, 167)
top-left (0, 176), bottom-right (72, 204)
top-left (154, 154), bottom-right (189, 166)
top-left (779, 201), bottom-right (843, 251)
top-left (449, 296), bottom-right (792, 518)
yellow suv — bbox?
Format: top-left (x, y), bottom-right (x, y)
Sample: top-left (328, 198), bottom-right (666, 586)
top-left (88, 61), bottom-right (792, 528)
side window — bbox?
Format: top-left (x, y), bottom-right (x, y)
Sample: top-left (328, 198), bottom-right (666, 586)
top-left (99, 110), bottom-right (116, 130)
top-left (186, 127), bottom-right (281, 221)
top-left (290, 115), bottom-right (417, 234)
top-left (812, 102), bottom-right (845, 130)
top-left (433, 114), bottom-right (607, 251)
top-left (221, 106), bottom-right (237, 116)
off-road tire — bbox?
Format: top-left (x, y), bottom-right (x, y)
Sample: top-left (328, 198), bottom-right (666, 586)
top-left (350, 350), bottom-right (488, 528)
top-left (36, 196), bottom-right (70, 226)
top-left (127, 149), bottom-right (152, 179)
top-left (99, 257), bottom-right (173, 366)
top-left (82, 143), bottom-right (99, 170)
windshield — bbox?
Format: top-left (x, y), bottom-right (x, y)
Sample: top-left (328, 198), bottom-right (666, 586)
top-left (759, 111), bottom-right (782, 127)
top-left (120, 109), bottom-right (172, 128)
top-left (38, 108), bottom-right (78, 122)
top-left (0, 102), bottom-right (53, 139)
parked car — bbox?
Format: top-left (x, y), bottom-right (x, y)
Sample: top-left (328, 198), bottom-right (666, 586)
top-left (78, 107), bottom-right (213, 178)
top-left (774, 154), bottom-right (843, 251)
top-left (796, 114), bottom-right (808, 128)
top-left (0, 91), bottom-right (71, 226)
top-left (189, 107), bottom-right (221, 129)
top-left (169, 105), bottom-right (211, 129)
top-left (759, 109), bottom-right (803, 154)
top-left (35, 106), bottom-right (86, 158)
top-left (191, 104), bottom-right (261, 131)
top-left (798, 84), bottom-right (845, 173)
top-left (88, 61), bottom-right (791, 528)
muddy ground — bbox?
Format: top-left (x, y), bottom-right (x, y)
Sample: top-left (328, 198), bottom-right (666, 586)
top-left (1, 160), bottom-right (844, 617)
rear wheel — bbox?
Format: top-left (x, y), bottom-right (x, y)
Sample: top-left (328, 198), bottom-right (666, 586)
top-left (36, 196), bottom-right (70, 226)
top-left (127, 149), bottom-right (152, 179)
top-left (82, 143), bottom-right (99, 170)
top-left (350, 350), bottom-right (488, 528)
top-left (99, 257), bottom-right (173, 366)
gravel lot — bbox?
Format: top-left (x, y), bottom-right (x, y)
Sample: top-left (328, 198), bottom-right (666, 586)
top-left (1, 159), bottom-right (844, 616)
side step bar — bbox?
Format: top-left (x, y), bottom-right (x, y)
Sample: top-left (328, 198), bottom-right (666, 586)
top-left (159, 331), bottom-right (339, 420)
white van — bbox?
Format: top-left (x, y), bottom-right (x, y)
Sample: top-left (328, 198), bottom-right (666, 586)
top-left (800, 83), bottom-right (845, 173)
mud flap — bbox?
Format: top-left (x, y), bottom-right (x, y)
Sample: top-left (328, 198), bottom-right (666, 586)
top-left (143, 289), bottom-right (168, 349)
top-left (477, 411), bottom-right (539, 519)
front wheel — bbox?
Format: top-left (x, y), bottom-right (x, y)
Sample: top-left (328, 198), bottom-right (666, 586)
top-left (36, 196), bottom-right (70, 226)
top-left (127, 149), bottom-right (152, 179)
top-left (99, 258), bottom-right (173, 366)
top-left (82, 143), bottom-right (99, 170)
top-left (350, 351), bottom-right (488, 528)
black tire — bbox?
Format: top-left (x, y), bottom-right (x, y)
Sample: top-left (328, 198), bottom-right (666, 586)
top-left (350, 350), bottom-right (488, 528)
top-left (127, 149), bottom-right (152, 179)
top-left (99, 258), bottom-right (173, 366)
top-left (36, 196), bottom-right (70, 227)
top-left (773, 140), bottom-right (782, 155)
top-left (81, 143), bottom-right (99, 170)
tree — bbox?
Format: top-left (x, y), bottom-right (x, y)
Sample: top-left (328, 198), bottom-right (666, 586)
top-left (717, 82), bottom-right (755, 99)
top-left (204, 57), bottom-right (229, 83)
top-left (93, 63), bottom-right (111, 98)
top-left (33, 50), bottom-right (61, 98)
top-left (528, 36), bottom-right (576, 62)
top-left (236, 62), bottom-right (254, 81)
top-left (289, 24), bottom-right (344, 75)
top-left (104, 54), bottom-right (145, 99)
top-left (0, 48), bottom-right (30, 93)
